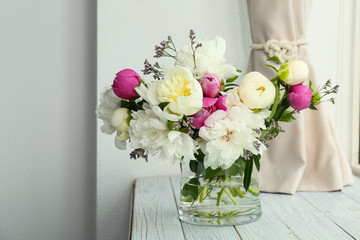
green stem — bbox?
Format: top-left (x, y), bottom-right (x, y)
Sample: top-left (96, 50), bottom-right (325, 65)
top-left (229, 188), bottom-right (238, 197)
top-left (218, 210), bottom-right (223, 224)
top-left (234, 188), bottom-right (246, 198)
top-left (199, 187), bottom-right (207, 203)
top-left (224, 189), bottom-right (238, 205)
top-left (248, 187), bottom-right (259, 196)
top-left (216, 188), bottom-right (225, 206)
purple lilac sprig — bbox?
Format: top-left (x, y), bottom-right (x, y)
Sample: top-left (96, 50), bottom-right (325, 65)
top-left (258, 119), bottom-right (285, 149)
top-left (171, 117), bottom-right (196, 135)
top-left (311, 79), bottom-right (339, 105)
top-left (243, 151), bottom-right (253, 160)
top-left (142, 59), bottom-right (163, 80)
top-left (154, 35), bottom-right (177, 59)
top-left (189, 29), bottom-right (203, 69)
top-left (130, 148), bottom-right (148, 162)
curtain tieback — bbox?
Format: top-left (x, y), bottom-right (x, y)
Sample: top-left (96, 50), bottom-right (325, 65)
top-left (251, 39), bottom-right (307, 62)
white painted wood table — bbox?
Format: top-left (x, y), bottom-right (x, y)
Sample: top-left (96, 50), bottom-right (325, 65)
top-left (129, 176), bottom-right (360, 240)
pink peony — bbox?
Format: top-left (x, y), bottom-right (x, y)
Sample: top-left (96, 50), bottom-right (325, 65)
top-left (200, 73), bottom-right (221, 98)
top-left (191, 95), bottom-right (227, 129)
top-left (288, 85), bottom-right (312, 111)
top-left (112, 69), bottom-right (141, 99)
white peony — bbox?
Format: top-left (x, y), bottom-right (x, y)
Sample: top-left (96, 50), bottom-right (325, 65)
top-left (111, 108), bottom-right (130, 133)
top-left (96, 87), bottom-right (121, 134)
top-left (278, 60), bottom-right (309, 86)
top-left (147, 66), bottom-right (203, 116)
top-left (238, 72), bottom-right (275, 109)
top-left (96, 87), bottom-right (130, 150)
top-left (128, 104), bottom-right (197, 164)
top-left (225, 87), bottom-right (243, 109)
top-left (176, 36), bottom-right (239, 80)
top-left (199, 106), bottom-right (269, 169)
top-left (157, 131), bottom-right (198, 164)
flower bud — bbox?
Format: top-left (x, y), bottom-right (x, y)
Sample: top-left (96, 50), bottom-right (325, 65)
top-left (238, 72), bottom-right (275, 109)
top-left (278, 60), bottom-right (309, 86)
top-left (200, 73), bottom-right (221, 98)
top-left (288, 85), bottom-right (312, 111)
top-left (111, 108), bottom-right (131, 132)
top-left (112, 69), bottom-right (141, 99)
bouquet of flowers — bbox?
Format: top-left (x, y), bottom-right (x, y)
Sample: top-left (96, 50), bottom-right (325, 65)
top-left (96, 30), bottom-right (338, 225)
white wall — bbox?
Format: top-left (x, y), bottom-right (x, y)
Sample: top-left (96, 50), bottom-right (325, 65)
top-left (97, 1), bottom-right (250, 239)
top-left (0, 1), bottom-right (96, 240)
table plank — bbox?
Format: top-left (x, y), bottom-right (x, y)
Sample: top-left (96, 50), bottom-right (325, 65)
top-left (131, 177), bottom-right (185, 240)
top-left (299, 190), bottom-right (360, 239)
top-left (342, 176), bottom-right (360, 204)
top-left (170, 176), bottom-right (241, 240)
top-left (131, 176), bottom-right (360, 240)
top-left (261, 193), bottom-right (354, 240)
top-left (234, 197), bottom-right (299, 240)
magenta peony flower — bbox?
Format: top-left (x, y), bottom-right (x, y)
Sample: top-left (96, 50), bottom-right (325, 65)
top-left (200, 73), bottom-right (221, 98)
top-left (112, 69), bottom-right (141, 99)
top-left (288, 85), bottom-right (312, 111)
top-left (191, 95), bottom-right (227, 129)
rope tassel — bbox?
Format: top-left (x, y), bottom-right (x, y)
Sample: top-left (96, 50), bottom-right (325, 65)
top-left (251, 39), bottom-right (307, 62)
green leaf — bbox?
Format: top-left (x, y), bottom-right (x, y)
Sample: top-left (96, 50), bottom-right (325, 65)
top-left (225, 70), bottom-right (242, 83)
top-left (267, 56), bottom-right (281, 64)
top-left (181, 178), bottom-right (200, 200)
top-left (223, 88), bottom-right (233, 92)
top-left (189, 160), bottom-right (205, 175)
top-left (194, 150), bottom-right (205, 162)
top-left (273, 99), bottom-right (290, 122)
top-left (204, 167), bottom-right (222, 179)
top-left (253, 154), bottom-right (261, 171)
top-left (225, 76), bottom-right (239, 83)
top-left (277, 63), bottom-right (289, 81)
top-left (243, 159), bottom-right (253, 191)
top-left (224, 158), bottom-right (242, 176)
top-left (120, 100), bottom-right (130, 108)
top-left (269, 77), bottom-right (281, 119)
top-left (158, 102), bottom-right (170, 110)
top-left (239, 157), bottom-right (246, 171)
top-left (279, 111), bottom-right (296, 122)
top-left (224, 83), bottom-right (239, 88)
top-left (309, 104), bottom-right (318, 110)
top-left (264, 64), bottom-right (278, 73)
top-left (309, 80), bottom-right (314, 92)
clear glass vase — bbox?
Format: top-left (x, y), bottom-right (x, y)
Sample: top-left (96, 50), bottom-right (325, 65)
top-left (178, 158), bottom-right (262, 226)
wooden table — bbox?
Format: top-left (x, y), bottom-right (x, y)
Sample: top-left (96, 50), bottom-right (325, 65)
top-left (129, 176), bottom-right (360, 240)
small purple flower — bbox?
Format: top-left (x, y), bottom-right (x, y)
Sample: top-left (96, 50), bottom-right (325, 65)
top-left (130, 149), bottom-right (148, 162)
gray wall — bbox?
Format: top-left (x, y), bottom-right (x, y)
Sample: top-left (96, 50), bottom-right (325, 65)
top-left (0, 1), bottom-right (96, 240)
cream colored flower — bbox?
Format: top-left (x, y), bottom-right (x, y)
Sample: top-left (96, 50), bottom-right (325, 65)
top-left (278, 60), bottom-right (309, 86)
top-left (111, 108), bottom-right (130, 133)
top-left (238, 72), bottom-right (275, 109)
top-left (147, 66), bottom-right (203, 116)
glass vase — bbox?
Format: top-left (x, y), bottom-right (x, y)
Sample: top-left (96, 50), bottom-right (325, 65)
top-left (178, 158), bottom-right (262, 226)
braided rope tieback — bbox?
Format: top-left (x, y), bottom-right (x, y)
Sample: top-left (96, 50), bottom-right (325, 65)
top-left (251, 39), bottom-right (307, 62)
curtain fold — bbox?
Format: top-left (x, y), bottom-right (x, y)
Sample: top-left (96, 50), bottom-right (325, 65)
top-left (246, 0), bottom-right (353, 194)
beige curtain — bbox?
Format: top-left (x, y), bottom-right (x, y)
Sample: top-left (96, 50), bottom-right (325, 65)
top-left (247, 0), bottom-right (353, 194)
